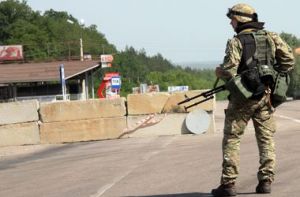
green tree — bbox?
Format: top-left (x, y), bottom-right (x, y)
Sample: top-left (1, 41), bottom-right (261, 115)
top-left (7, 19), bottom-right (49, 60)
top-left (280, 32), bottom-right (300, 97)
top-left (4, 0), bottom-right (299, 101)
top-left (0, 0), bottom-right (33, 43)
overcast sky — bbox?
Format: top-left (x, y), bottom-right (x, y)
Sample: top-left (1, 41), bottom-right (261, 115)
top-left (26, 0), bottom-right (299, 64)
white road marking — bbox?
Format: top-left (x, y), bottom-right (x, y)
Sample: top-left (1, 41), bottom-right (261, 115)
top-left (89, 136), bottom-right (176, 197)
top-left (275, 114), bottom-right (300, 124)
top-left (89, 169), bottom-right (134, 197)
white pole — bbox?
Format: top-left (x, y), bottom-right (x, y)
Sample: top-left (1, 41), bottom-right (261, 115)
top-left (80, 38), bottom-right (83, 61)
top-left (60, 64), bottom-right (67, 101)
top-left (80, 19), bottom-right (84, 62)
top-left (85, 72), bottom-right (89, 100)
top-left (91, 71), bottom-right (95, 98)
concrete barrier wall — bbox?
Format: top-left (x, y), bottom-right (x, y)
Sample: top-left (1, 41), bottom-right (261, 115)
top-left (39, 98), bottom-right (127, 144)
top-left (0, 122), bottom-right (40, 146)
top-left (39, 98), bottom-right (126, 122)
top-left (126, 114), bottom-right (189, 138)
top-left (40, 117), bottom-right (126, 144)
top-left (126, 91), bottom-right (215, 137)
top-left (162, 90), bottom-right (215, 113)
top-left (0, 90), bottom-right (216, 147)
top-left (0, 100), bottom-right (39, 125)
top-left (0, 100), bottom-right (40, 147)
top-left (127, 90), bottom-right (215, 115)
top-left (127, 92), bottom-right (170, 115)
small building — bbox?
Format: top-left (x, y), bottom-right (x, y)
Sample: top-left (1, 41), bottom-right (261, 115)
top-left (0, 60), bottom-right (101, 102)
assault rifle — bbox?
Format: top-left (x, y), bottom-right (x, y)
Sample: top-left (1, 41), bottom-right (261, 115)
top-left (177, 79), bottom-right (226, 111)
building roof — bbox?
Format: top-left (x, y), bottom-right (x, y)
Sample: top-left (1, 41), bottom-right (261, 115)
top-left (0, 60), bottom-right (100, 84)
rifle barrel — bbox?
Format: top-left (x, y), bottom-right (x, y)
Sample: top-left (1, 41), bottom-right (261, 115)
top-left (177, 85), bottom-right (226, 109)
top-left (177, 92), bottom-right (205, 105)
top-left (184, 96), bottom-right (214, 111)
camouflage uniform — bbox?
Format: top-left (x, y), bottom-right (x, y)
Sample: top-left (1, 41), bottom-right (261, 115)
top-left (219, 30), bottom-right (294, 185)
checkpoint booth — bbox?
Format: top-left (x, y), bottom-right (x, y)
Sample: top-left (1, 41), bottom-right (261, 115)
top-left (97, 54), bottom-right (121, 99)
top-left (97, 72), bottom-right (121, 99)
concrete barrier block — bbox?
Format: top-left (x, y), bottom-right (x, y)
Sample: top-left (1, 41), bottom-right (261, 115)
top-left (0, 100), bottom-right (39, 125)
top-left (125, 114), bottom-right (188, 137)
top-left (0, 122), bottom-right (40, 147)
top-left (39, 98), bottom-right (126, 123)
top-left (163, 90), bottom-right (215, 113)
top-left (206, 112), bottom-right (216, 134)
top-left (125, 112), bottom-right (215, 138)
top-left (124, 113), bottom-right (215, 137)
top-left (127, 93), bottom-right (170, 115)
top-left (40, 117), bottom-right (126, 144)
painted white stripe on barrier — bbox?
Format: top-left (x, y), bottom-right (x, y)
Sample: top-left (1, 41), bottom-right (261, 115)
top-left (275, 114), bottom-right (300, 124)
top-left (118, 113), bottom-right (167, 139)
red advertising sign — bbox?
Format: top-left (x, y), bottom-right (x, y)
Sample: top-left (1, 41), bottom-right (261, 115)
top-left (0, 45), bottom-right (23, 61)
top-left (100, 54), bottom-right (113, 68)
top-left (100, 54), bottom-right (113, 63)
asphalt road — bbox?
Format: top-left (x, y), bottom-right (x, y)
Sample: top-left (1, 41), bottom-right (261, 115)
top-left (0, 100), bottom-right (300, 197)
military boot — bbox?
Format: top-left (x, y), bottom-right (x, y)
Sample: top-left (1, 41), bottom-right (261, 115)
top-left (211, 183), bottom-right (237, 197)
top-left (256, 180), bottom-right (271, 194)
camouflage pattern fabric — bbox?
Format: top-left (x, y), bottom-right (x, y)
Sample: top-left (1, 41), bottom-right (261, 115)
top-left (219, 30), bottom-right (295, 80)
top-left (217, 26), bottom-right (294, 186)
top-left (227, 3), bottom-right (256, 23)
top-left (221, 94), bottom-right (276, 184)
top-left (268, 32), bottom-right (295, 72)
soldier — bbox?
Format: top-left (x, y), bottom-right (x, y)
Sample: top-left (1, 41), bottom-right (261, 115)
top-left (212, 3), bottom-right (295, 197)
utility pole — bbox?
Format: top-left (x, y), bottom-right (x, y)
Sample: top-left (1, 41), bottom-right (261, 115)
top-left (80, 38), bottom-right (83, 61)
top-left (67, 18), bottom-right (84, 61)
top-left (80, 19), bottom-right (85, 61)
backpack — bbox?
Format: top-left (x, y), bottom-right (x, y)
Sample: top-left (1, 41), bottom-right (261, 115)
top-left (227, 30), bottom-right (289, 106)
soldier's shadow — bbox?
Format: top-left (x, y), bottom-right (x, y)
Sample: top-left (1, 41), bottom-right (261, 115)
top-left (125, 192), bottom-right (257, 196)
top-left (124, 193), bottom-right (212, 197)
top-left (238, 192), bottom-right (257, 195)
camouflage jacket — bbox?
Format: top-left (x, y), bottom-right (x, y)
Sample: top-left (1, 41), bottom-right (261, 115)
top-left (219, 28), bottom-right (295, 81)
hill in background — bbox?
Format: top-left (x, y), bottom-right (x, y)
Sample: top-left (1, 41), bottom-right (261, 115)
top-left (176, 61), bottom-right (222, 69)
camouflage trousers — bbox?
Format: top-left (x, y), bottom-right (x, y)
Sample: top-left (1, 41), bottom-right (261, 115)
top-left (221, 94), bottom-right (276, 184)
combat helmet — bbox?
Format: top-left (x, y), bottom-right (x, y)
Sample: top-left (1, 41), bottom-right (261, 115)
top-left (227, 3), bottom-right (258, 23)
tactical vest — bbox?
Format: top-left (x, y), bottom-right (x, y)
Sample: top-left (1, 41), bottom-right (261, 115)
top-left (226, 30), bottom-right (289, 106)
top-left (238, 30), bottom-right (276, 96)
